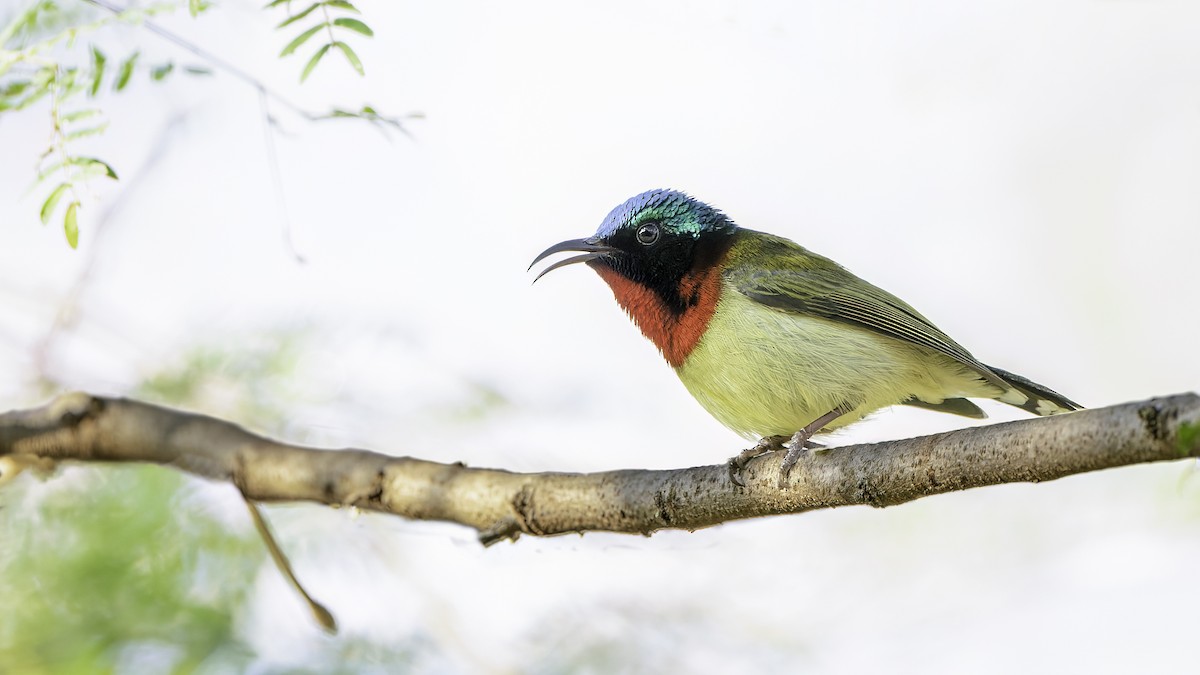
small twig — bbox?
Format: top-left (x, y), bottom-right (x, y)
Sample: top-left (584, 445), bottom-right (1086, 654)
top-left (80, 0), bottom-right (318, 121)
top-left (242, 495), bottom-right (337, 633)
top-left (258, 90), bottom-right (305, 263)
top-left (319, 3), bottom-right (337, 49)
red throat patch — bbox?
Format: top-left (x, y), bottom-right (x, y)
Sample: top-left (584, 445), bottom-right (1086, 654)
top-left (589, 254), bottom-right (728, 368)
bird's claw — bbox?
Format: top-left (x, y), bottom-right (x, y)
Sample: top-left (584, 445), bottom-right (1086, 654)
top-left (778, 430), bottom-right (823, 489)
top-left (728, 435), bottom-right (788, 487)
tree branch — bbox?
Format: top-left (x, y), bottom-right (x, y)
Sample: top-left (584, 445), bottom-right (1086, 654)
top-left (2, 392), bottom-right (1197, 545)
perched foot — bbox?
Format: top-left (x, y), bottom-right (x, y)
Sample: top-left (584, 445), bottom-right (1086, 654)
top-left (728, 435), bottom-right (788, 487)
top-left (778, 429), bottom-right (823, 488)
top-left (777, 407), bottom-right (848, 489)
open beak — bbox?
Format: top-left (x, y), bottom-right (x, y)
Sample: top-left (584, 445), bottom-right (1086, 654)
top-left (528, 237), bottom-right (618, 283)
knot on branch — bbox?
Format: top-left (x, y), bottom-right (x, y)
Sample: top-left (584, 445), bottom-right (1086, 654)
top-left (1137, 401), bottom-right (1174, 442)
top-left (49, 391), bottom-right (105, 427)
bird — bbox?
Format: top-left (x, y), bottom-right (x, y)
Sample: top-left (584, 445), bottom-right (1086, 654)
top-left (530, 189), bottom-right (1081, 488)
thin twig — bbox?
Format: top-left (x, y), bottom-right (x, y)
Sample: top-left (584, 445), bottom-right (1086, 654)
top-left (80, 0), bottom-right (318, 121)
top-left (242, 495), bottom-right (336, 633)
top-left (258, 89), bottom-right (305, 263)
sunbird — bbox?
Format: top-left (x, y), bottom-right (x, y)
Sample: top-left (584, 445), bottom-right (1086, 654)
top-left (531, 189), bottom-right (1081, 487)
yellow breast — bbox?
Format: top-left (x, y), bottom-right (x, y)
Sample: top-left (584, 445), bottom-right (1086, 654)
top-left (674, 281), bottom-right (994, 439)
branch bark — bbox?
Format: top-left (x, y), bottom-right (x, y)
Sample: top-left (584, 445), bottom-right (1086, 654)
top-left (2, 392), bottom-right (1197, 545)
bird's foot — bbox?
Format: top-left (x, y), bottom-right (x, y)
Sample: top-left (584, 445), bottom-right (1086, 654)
top-left (728, 435), bottom-right (788, 487)
top-left (778, 429), bottom-right (820, 489)
top-left (777, 407), bottom-right (848, 489)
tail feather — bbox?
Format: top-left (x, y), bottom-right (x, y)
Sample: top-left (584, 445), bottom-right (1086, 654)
top-left (987, 365), bottom-right (1083, 416)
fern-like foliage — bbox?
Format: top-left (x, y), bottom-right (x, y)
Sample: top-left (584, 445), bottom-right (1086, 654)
top-left (1, 0), bottom-right (401, 249)
top-left (268, 0), bottom-right (374, 82)
top-left (0, 1), bottom-right (210, 247)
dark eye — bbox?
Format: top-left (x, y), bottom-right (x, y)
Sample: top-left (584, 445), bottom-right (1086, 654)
top-left (635, 222), bottom-right (660, 245)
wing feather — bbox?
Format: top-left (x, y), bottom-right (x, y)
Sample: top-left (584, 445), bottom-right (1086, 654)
top-left (727, 231), bottom-right (1006, 390)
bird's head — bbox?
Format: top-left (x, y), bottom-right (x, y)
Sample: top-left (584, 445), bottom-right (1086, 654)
top-left (530, 190), bottom-right (740, 366)
top-left (530, 189), bottom-right (738, 299)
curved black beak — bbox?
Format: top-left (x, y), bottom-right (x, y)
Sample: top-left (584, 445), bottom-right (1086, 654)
top-left (528, 237), bottom-right (618, 283)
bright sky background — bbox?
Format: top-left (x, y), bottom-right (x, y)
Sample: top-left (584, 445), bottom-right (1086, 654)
top-left (2, 1), bottom-right (1199, 672)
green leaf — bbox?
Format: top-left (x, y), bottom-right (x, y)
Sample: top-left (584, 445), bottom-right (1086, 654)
top-left (331, 17), bottom-right (372, 36)
top-left (331, 41), bottom-right (363, 76)
top-left (151, 62), bottom-right (174, 81)
top-left (58, 68), bottom-right (83, 101)
top-left (276, 2), bottom-right (318, 28)
top-left (264, 0), bottom-right (293, 7)
top-left (300, 43), bottom-right (331, 82)
top-left (188, 0), bottom-right (209, 17)
top-left (280, 24), bottom-right (323, 57)
top-left (61, 108), bottom-right (100, 123)
top-left (64, 201), bottom-right (80, 249)
top-left (114, 51), bottom-right (139, 92)
top-left (1, 80), bottom-right (32, 97)
top-left (72, 157), bottom-right (119, 180)
top-left (32, 66), bottom-right (55, 89)
top-left (322, 0), bottom-right (359, 13)
top-left (89, 47), bottom-right (106, 96)
top-left (12, 90), bottom-right (52, 111)
top-left (183, 65), bottom-right (213, 76)
top-left (41, 183), bottom-right (70, 225)
top-left (65, 123), bottom-right (109, 141)
top-left (37, 158), bottom-right (64, 180)
top-left (0, 81), bottom-right (34, 111)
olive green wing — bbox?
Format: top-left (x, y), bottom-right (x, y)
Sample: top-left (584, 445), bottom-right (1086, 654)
top-left (726, 231), bottom-right (1007, 390)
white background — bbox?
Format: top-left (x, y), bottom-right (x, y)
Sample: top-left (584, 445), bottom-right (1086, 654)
top-left (2, 1), bottom-right (1198, 672)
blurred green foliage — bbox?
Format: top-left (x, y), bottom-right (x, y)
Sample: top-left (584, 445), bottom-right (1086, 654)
top-left (135, 330), bottom-right (306, 435)
top-left (0, 331), bottom-right (310, 672)
top-left (0, 466), bottom-right (260, 673)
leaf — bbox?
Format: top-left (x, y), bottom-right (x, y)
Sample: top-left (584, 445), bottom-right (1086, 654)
top-left (11, 90), bottom-right (52, 111)
top-left (62, 108), bottom-right (100, 123)
top-left (322, 0), bottom-right (359, 13)
top-left (280, 24), bottom-right (323, 57)
top-left (331, 17), bottom-right (372, 36)
top-left (58, 68), bottom-right (82, 101)
top-left (1, 80), bottom-right (32, 97)
top-left (276, 2), bottom-right (318, 28)
top-left (300, 43), bottom-right (331, 82)
top-left (72, 157), bottom-right (119, 180)
top-left (64, 201), bottom-right (80, 249)
top-left (65, 123), bottom-right (109, 141)
top-left (114, 51), bottom-right (139, 92)
top-left (331, 41), bottom-right (363, 76)
top-left (188, 0), bottom-right (209, 17)
top-left (32, 66), bottom-right (54, 89)
top-left (183, 65), bottom-right (213, 76)
top-left (151, 62), bottom-right (174, 81)
top-left (264, 0), bottom-right (293, 7)
top-left (41, 183), bottom-right (70, 225)
top-left (0, 81), bottom-right (34, 111)
top-left (89, 47), bottom-right (106, 96)
top-left (37, 158), bottom-right (65, 180)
